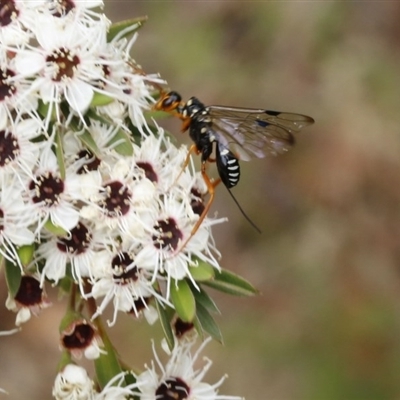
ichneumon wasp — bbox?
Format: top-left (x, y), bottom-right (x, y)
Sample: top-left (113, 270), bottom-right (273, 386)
top-left (153, 90), bottom-right (315, 250)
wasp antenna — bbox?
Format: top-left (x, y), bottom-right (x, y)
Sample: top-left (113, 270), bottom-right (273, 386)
top-left (226, 188), bottom-right (261, 233)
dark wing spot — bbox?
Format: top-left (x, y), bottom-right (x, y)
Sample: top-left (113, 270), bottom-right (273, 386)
top-left (256, 119), bottom-right (270, 128)
top-left (265, 110), bottom-right (281, 117)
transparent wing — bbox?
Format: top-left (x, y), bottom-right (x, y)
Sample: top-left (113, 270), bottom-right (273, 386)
top-left (208, 105), bottom-right (314, 161)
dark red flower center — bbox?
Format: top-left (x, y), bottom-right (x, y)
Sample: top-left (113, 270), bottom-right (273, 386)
top-left (0, 68), bottom-right (16, 101)
top-left (76, 149), bottom-right (101, 173)
top-left (51, 0), bottom-right (76, 18)
top-left (152, 218), bottom-right (183, 251)
top-left (136, 162), bottom-right (158, 183)
top-left (99, 181), bottom-right (131, 217)
top-left (0, 208), bottom-right (4, 232)
top-left (46, 47), bottom-right (80, 82)
top-left (15, 276), bottom-right (43, 306)
top-left (62, 322), bottom-right (95, 349)
top-left (57, 222), bottom-right (92, 255)
top-left (174, 318), bottom-right (195, 338)
top-left (29, 172), bottom-right (64, 207)
top-left (0, 129), bottom-right (19, 167)
top-left (155, 377), bottom-right (190, 400)
top-left (0, 0), bottom-right (19, 27)
top-left (190, 187), bottom-right (205, 216)
top-left (111, 252), bottom-right (138, 284)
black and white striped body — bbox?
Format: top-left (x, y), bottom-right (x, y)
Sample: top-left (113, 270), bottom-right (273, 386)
top-left (183, 97), bottom-right (241, 189)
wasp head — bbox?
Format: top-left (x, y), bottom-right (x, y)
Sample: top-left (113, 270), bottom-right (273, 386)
top-left (154, 91), bottom-right (182, 112)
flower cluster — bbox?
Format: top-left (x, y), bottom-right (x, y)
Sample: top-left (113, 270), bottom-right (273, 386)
top-left (53, 338), bottom-right (243, 400)
top-left (0, 1), bottom-right (253, 398)
top-left (1, 0), bottom-right (222, 326)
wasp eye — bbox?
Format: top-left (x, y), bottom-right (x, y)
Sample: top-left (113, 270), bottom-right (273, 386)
top-left (162, 91), bottom-right (182, 109)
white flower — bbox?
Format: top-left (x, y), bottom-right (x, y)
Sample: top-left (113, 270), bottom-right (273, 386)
top-left (36, 220), bottom-right (114, 295)
top-left (5, 275), bottom-right (51, 325)
top-left (47, 0), bottom-right (104, 22)
top-left (0, 0), bottom-right (46, 46)
top-left (60, 320), bottom-right (104, 360)
top-left (0, 117), bottom-right (43, 182)
top-left (89, 246), bottom-right (168, 326)
top-left (135, 338), bottom-right (243, 400)
top-left (26, 147), bottom-right (81, 233)
top-left (0, 64), bottom-right (40, 127)
top-left (132, 128), bottom-right (188, 193)
top-left (14, 15), bottom-right (110, 124)
top-left (79, 154), bottom-right (158, 237)
top-left (134, 193), bottom-right (223, 296)
top-left (98, 34), bottom-right (165, 135)
top-left (94, 371), bottom-right (140, 400)
top-left (0, 176), bottom-right (36, 266)
top-left (52, 364), bottom-right (96, 400)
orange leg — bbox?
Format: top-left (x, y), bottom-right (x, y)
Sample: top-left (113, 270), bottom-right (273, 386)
top-left (175, 161), bottom-right (221, 253)
top-left (171, 144), bottom-right (200, 188)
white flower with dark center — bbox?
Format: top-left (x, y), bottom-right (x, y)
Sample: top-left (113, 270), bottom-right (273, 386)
top-left (62, 130), bottom-right (105, 202)
top-left (52, 364), bottom-right (96, 400)
top-left (0, 117), bottom-right (43, 182)
top-left (132, 128), bottom-right (188, 193)
top-left (0, 65), bottom-right (40, 127)
top-left (97, 33), bottom-right (164, 135)
top-left (36, 220), bottom-right (113, 294)
top-left (5, 275), bottom-right (51, 326)
top-left (27, 148), bottom-right (80, 233)
top-left (46, 0), bottom-right (104, 22)
top-left (14, 15), bottom-right (110, 124)
top-left (94, 371), bottom-right (140, 400)
top-left (135, 338), bottom-right (243, 400)
top-left (89, 247), bottom-right (166, 326)
top-left (0, 0), bottom-right (46, 46)
top-left (134, 194), bottom-right (223, 293)
top-left (60, 319), bottom-right (104, 360)
top-left (108, 65), bottom-right (163, 135)
top-left (79, 155), bottom-right (158, 239)
top-left (0, 177), bottom-right (36, 265)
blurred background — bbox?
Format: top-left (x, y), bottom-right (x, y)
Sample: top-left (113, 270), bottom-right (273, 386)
top-left (2, 1), bottom-right (400, 399)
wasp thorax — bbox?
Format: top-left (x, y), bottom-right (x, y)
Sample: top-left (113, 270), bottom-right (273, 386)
top-left (185, 96), bottom-right (205, 118)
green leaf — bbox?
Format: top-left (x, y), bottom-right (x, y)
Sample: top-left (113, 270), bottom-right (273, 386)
top-left (17, 245), bottom-right (35, 266)
top-left (188, 258), bottom-right (215, 282)
top-left (77, 129), bottom-right (102, 158)
top-left (121, 370), bottom-right (137, 389)
top-left (57, 276), bottom-right (72, 296)
top-left (144, 110), bottom-right (173, 120)
top-left (170, 279), bottom-right (196, 323)
top-left (54, 128), bottom-right (66, 180)
top-left (107, 16), bottom-right (148, 42)
top-left (156, 301), bottom-right (175, 350)
top-left (44, 219), bottom-right (68, 236)
top-left (56, 350), bottom-right (73, 373)
top-left (107, 128), bottom-right (134, 156)
top-left (203, 268), bottom-right (258, 296)
top-left (94, 324), bottom-right (123, 389)
top-left (192, 285), bottom-right (220, 314)
top-left (195, 302), bottom-right (223, 344)
top-left (91, 92), bottom-right (115, 107)
top-left (37, 100), bottom-right (56, 121)
top-left (5, 259), bottom-right (22, 298)
top-left (85, 109), bottom-right (110, 125)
